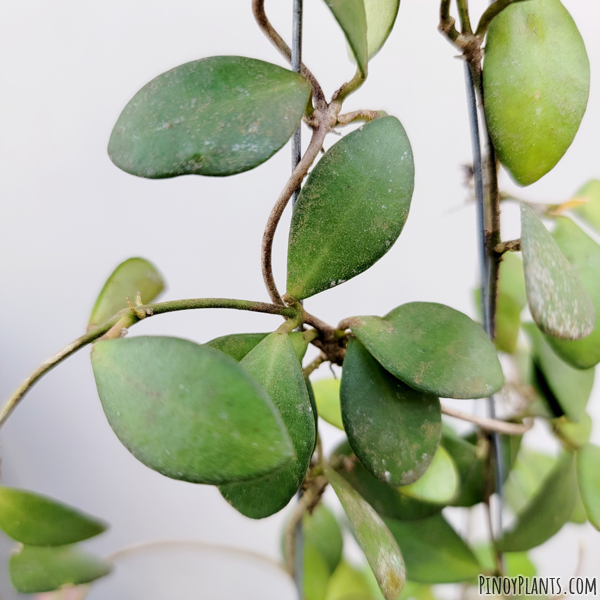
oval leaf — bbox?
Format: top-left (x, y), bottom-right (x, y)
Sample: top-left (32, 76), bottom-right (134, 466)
top-left (9, 546), bottom-right (111, 594)
top-left (483, 0), bottom-right (590, 185)
top-left (91, 336), bottom-right (293, 484)
top-left (304, 542), bottom-right (331, 600)
top-left (88, 258), bottom-right (164, 330)
top-left (520, 204), bottom-right (594, 339)
top-left (219, 332), bottom-right (316, 518)
top-left (364, 0), bottom-right (401, 58)
top-left (348, 302), bottom-right (504, 399)
top-left (304, 504), bottom-right (344, 574)
top-left (341, 339), bottom-right (441, 486)
top-left (312, 378), bottom-right (344, 430)
top-left (398, 446), bottom-right (458, 505)
top-left (326, 467), bottom-right (405, 600)
top-left (286, 117), bottom-right (414, 301)
top-left (577, 443), bottom-right (600, 530)
top-left (573, 179), bottom-right (600, 233)
top-left (545, 217), bottom-right (600, 368)
top-left (0, 487), bottom-right (106, 547)
top-left (109, 56), bottom-right (311, 178)
top-left (325, 560), bottom-right (373, 600)
top-left (554, 414), bottom-right (592, 450)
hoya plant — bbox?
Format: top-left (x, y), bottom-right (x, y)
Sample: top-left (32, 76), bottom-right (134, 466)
top-left (1, 0), bottom-right (598, 598)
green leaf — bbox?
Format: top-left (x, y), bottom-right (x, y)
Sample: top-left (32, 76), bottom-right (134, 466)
top-left (304, 504), bottom-right (344, 574)
top-left (9, 546), bottom-right (111, 594)
top-left (524, 323), bottom-right (594, 421)
top-left (0, 487), bottom-right (106, 547)
top-left (384, 515), bottom-right (481, 584)
top-left (348, 302), bottom-right (504, 399)
top-left (305, 542), bottom-right (332, 600)
top-left (341, 339), bottom-right (441, 486)
top-left (483, 0), bottom-right (590, 185)
top-left (474, 545), bottom-right (536, 577)
top-left (545, 217), bottom-right (600, 368)
top-left (313, 379), bottom-right (344, 430)
top-left (109, 56), bottom-right (311, 178)
top-left (570, 486), bottom-right (588, 525)
top-left (91, 336), bottom-right (293, 484)
top-left (576, 443), bottom-right (600, 530)
top-left (286, 117), bottom-right (414, 301)
top-left (572, 179), bottom-right (600, 233)
top-left (398, 446), bottom-right (458, 505)
top-left (520, 205), bottom-right (594, 340)
top-left (219, 332), bottom-right (316, 518)
top-left (326, 467), bottom-right (405, 600)
top-left (364, 0), bottom-right (401, 58)
top-left (499, 252), bottom-right (527, 308)
top-left (325, 560), bottom-right (373, 600)
top-left (331, 441), bottom-right (442, 521)
top-left (496, 452), bottom-right (577, 552)
top-left (323, 0), bottom-right (368, 75)
top-left (553, 413), bottom-right (592, 450)
top-left (88, 258), bottom-right (164, 330)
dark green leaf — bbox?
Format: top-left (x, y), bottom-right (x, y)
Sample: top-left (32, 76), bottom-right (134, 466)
top-left (341, 339), bottom-right (441, 486)
top-left (91, 336), bottom-right (293, 484)
top-left (313, 379), bottom-right (344, 430)
top-left (520, 204), bottom-right (594, 340)
top-left (304, 504), bottom-right (344, 574)
top-left (576, 443), bottom-right (600, 530)
top-left (88, 258), bottom-right (164, 330)
top-left (9, 546), bottom-right (111, 594)
top-left (573, 179), bottom-right (600, 232)
top-left (483, 0), bottom-right (590, 185)
top-left (384, 515), bottom-right (481, 583)
top-left (546, 217), bottom-right (600, 368)
top-left (496, 452), bottom-right (577, 552)
top-left (109, 57), bottom-right (311, 178)
top-left (348, 302), bottom-right (504, 399)
top-left (364, 0), bottom-right (401, 58)
top-left (286, 117), bottom-right (414, 301)
top-left (219, 332), bottom-right (316, 518)
top-left (326, 467), bottom-right (405, 600)
top-left (0, 487), bottom-right (106, 547)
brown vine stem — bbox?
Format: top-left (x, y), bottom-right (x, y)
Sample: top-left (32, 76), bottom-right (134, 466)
top-left (336, 109), bottom-right (383, 127)
top-left (441, 404), bottom-right (532, 436)
top-left (494, 239), bottom-right (521, 254)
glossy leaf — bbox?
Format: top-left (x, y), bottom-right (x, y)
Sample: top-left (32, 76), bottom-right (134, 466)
top-left (364, 0), bottom-right (401, 58)
top-left (398, 446), bottom-right (458, 505)
top-left (496, 452), bottom-right (577, 552)
top-left (109, 56), bottom-right (311, 178)
top-left (325, 560), bottom-right (373, 600)
top-left (219, 333), bottom-right (315, 518)
top-left (573, 179), bottom-right (600, 232)
top-left (483, 0), bottom-right (590, 185)
top-left (326, 467), bottom-right (405, 600)
top-left (88, 258), bottom-right (164, 330)
top-left (342, 339), bottom-right (441, 486)
top-left (91, 336), bottom-right (293, 484)
top-left (304, 504), bottom-right (344, 574)
top-left (323, 0), bottom-right (368, 75)
top-left (520, 205), bottom-right (594, 339)
top-left (9, 546), bottom-right (111, 594)
top-left (348, 302), bottom-right (504, 399)
top-left (384, 515), bottom-right (481, 583)
top-left (286, 117), bottom-right (414, 301)
top-left (546, 217), bottom-right (600, 368)
top-left (0, 487), bottom-right (106, 547)
top-left (313, 379), bottom-right (344, 430)
top-left (577, 443), bottom-right (600, 530)
top-left (524, 323), bottom-right (594, 421)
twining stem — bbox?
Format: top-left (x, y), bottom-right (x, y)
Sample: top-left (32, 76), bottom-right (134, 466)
top-left (456, 0), bottom-right (472, 33)
top-left (336, 109), bottom-right (382, 127)
top-left (494, 239), bottom-right (521, 254)
top-left (332, 68), bottom-right (367, 104)
top-left (475, 0), bottom-right (530, 37)
top-left (441, 404), bottom-right (532, 436)
top-left (302, 354), bottom-right (326, 378)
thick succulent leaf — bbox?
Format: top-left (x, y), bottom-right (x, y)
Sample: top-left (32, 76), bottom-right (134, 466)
top-left (325, 560), bottom-right (373, 600)
top-left (326, 467), bottom-right (405, 600)
top-left (219, 333), bottom-right (316, 518)
top-left (332, 441), bottom-right (442, 521)
top-left (483, 0), bottom-right (590, 185)
top-left (571, 486), bottom-right (588, 525)
top-left (286, 117), bottom-right (414, 301)
top-left (9, 546), bottom-right (111, 594)
top-left (341, 339), bottom-right (441, 486)
top-left (524, 324), bottom-right (594, 421)
top-left (348, 302), bottom-right (504, 399)
top-left (323, 0), bottom-right (368, 75)
top-left (304, 505), bottom-right (344, 574)
top-left (499, 252), bottom-right (527, 308)
top-left (573, 179), bottom-right (600, 232)
top-left (554, 414), bottom-right (592, 450)
top-left (88, 258), bottom-right (164, 330)
top-left (91, 336), bottom-right (293, 484)
top-left (398, 446), bottom-right (458, 505)
top-left (0, 487), bottom-right (106, 547)
top-left (384, 515), bottom-right (480, 583)
top-left (364, 0), bottom-right (401, 58)
top-left (545, 217), bottom-right (600, 368)
top-left (577, 443), bottom-right (600, 530)
top-left (305, 542), bottom-right (332, 600)
top-left (520, 205), bottom-right (594, 340)
top-left (474, 545), bottom-right (536, 577)
top-left (496, 452), bottom-right (577, 552)
top-left (313, 379), bottom-right (344, 430)
top-left (109, 56), bottom-right (311, 178)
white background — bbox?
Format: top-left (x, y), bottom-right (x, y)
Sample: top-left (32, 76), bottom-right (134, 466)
top-left (0, 0), bottom-right (599, 597)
